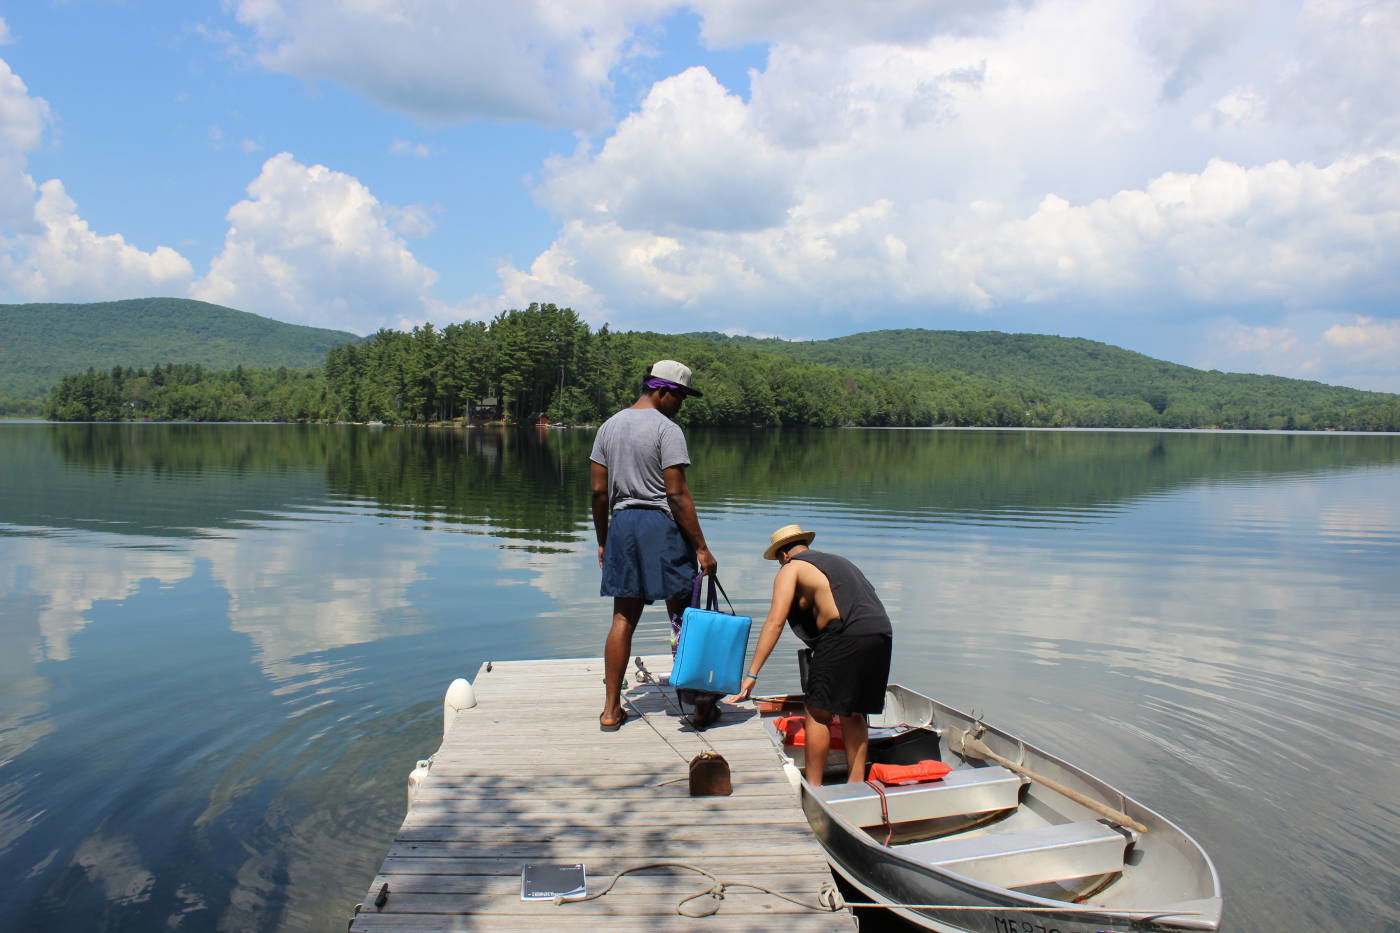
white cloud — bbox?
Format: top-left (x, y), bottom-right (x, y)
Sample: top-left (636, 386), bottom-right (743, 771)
top-left (230, 0), bottom-right (675, 127)
top-left (0, 17), bottom-right (11, 46)
top-left (1203, 320), bottom-right (1323, 380)
top-left (1198, 87), bottom-right (1267, 131)
top-left (1137, 0), bottom-right (1254, 102)
top-left (536, 67), bottom-right (798, 233)
top-left (0, 59), bottom-right (44, 152)
top-left (1323, 316), bottom-right (1400, 362)
top-left (694, 0), bottom-right (1032, 48)
top-left (390, 139), bottom-right (429, 158)
top-left (384, 203), bottom-right (435, 239)
top-left (1195, 311), bottom-right (1400, 390)
top-left (1225, 324), bottom-right (1299, 356)
top-left (1, 179), bottom-right (196, 301)
top-left (192, 152), bottom-right (440, 332)
top-left (3, 1), bottom-right (1397, 391)
top-left (0, 57), bottom-right (47, 230)
top-left (951, 153), bottom-right (1400, 308)
top-left (507, 149), bottom-right (1400, 330)
top-left (0, 58), bottom-right (194, 301)
top-left (1278, 0), bottom-right (1400, 149)
top-left (2, 59), bottom-right (444, 322)
top-left (489, 0), bottom-right (1400, 392)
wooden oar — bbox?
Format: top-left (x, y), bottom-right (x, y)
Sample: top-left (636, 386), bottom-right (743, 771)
top-left (946, 725), bottom-right (1149, 834)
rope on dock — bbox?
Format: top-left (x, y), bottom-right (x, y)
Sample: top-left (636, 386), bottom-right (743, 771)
top-left (556, 862), bottom-right (1203, 922)
top-left (627, 658), bottom-right (723, 759)
top-left (553, 861), bottom-right (843, 917)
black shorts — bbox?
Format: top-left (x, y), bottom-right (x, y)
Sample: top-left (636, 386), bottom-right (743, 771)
top-left (805, 633), bottom-right (891, 717)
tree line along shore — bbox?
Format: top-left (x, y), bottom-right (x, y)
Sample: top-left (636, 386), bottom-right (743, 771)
top-left (39, 303), bottom-right (1400, 431)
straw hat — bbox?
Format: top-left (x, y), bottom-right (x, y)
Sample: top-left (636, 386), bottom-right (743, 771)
top-left (764, 524), bottom-right (816, 560)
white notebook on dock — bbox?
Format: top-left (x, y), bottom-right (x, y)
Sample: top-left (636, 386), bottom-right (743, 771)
top-left (520, 862), bottom-right (586, 900)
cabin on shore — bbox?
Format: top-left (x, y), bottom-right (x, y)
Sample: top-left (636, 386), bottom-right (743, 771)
top-left (469, 397), bottom-right (502, 423)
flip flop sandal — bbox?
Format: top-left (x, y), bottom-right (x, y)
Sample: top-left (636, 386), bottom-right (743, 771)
top-left (599, 709), bottom-right (630, 732)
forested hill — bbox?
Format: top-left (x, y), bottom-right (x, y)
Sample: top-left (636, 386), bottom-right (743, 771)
top-left (31, 302), bottom-right (1400, 429)
top-left (706, 329), bottom-right (1204, 390)
top-left (0, 298), bottom-right (360, 415)
top-left (691, 328), bottom-right (1388, 426)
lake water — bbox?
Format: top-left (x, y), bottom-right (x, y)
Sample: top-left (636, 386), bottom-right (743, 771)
top-left (1, 423), bottom-right (1397, 932)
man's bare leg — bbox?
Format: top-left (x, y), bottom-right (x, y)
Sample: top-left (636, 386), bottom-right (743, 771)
top-left (842, 713), bottom-right (869, 783)
top-left (601, 597), bottom-right (645, 728)
top-left (805, 706), bottom-right (836, 785)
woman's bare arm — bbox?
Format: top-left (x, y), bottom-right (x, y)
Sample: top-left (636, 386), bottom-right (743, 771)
top-left (732, 563), bottom-right (798, 701)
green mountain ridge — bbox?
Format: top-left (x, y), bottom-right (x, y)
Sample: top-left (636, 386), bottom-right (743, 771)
top-left (0, 297), bottom-right (360, 415)
top-left (683, 328), bottom-right (1390, 423)
top-left (11, 299), bottom-right (1400, 429)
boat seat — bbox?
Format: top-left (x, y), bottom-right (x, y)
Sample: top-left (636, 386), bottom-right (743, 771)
top-left (814, 766), bottom-right (1024, 827)
top-left (897, 820), bottom-right (1128, 889)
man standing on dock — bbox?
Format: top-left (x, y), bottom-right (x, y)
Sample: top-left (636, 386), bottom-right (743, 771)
top-left (733, 525), bottom-right (893, 784)
top-left (591, 360), bottom-right (718, 732)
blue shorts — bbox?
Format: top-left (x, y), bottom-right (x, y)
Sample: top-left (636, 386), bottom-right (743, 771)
top-left (601, 508), bottom-right (696, 602)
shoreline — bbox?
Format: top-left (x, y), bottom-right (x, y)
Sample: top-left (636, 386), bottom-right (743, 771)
top-left (5, 418), bottom-right (1400, 436)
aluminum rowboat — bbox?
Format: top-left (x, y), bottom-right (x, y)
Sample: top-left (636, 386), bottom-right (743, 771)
top-left (760, 685), bottom-right (1223, 933)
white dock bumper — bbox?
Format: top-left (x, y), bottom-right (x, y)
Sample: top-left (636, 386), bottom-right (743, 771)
top-left (443, 677), bottom-right (476, 737)
top-left (407, 758), bottom-right (432, 809)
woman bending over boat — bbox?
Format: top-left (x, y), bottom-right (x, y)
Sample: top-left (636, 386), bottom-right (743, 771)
top-left (732, 524), bottom-right (893, 784)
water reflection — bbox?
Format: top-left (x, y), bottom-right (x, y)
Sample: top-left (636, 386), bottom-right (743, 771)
top-left (0, 424), bottom-right (1397, 932)
top-left (8, 424), bottom-right (1397, 541)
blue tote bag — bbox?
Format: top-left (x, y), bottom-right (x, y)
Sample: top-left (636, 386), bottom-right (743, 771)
top-left (671, 574), bottom-right (752, 696)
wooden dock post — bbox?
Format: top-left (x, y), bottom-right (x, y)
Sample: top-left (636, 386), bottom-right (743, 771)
top-left (351, 656), bottom-right (855, 931)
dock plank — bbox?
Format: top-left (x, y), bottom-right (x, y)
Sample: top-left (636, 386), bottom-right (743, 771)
top-left (375, 857), bottom-right (827, 877)
top-left (351, 656), bottom-right (852, 932)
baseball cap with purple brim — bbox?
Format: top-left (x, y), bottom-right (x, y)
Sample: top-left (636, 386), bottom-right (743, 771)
top-left (646, 359), bottom-right (703, 397)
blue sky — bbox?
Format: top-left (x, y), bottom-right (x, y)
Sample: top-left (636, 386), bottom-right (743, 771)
top-left (1, 1), bottom-right (1398, 390)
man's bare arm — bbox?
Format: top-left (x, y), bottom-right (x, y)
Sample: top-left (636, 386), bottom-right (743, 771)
top-left (732, 563), bottom-right (798, 701)
top-left (663, 465), bottom-right (717, 575)
top-left (590, 461), bottom-right (610, 568)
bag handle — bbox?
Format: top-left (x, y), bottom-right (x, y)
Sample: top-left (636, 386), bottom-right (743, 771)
top-left (704, 574), bottom-right (737, 615)
top-left (689, 572), bottom-right (705, 609)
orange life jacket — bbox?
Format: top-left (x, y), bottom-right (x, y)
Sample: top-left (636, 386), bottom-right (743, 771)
top-left (774, 714), bottom-right (845, 750)
top-left (867, 760), bottom-right (952, 785)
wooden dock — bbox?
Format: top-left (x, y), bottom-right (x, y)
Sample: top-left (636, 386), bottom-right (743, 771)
top-left (351, 656), bottom-right (855, 931)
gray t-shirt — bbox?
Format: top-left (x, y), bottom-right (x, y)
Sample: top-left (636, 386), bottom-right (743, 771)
top-left (590, 408), bottom-right (690, 514)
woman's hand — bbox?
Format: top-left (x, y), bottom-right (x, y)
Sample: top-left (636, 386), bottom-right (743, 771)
top-left (727, 673), bottom-right (757, 703)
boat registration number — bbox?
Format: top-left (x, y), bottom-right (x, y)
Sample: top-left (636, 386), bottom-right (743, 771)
top-left (991, 919), bottom-right (1121, 933)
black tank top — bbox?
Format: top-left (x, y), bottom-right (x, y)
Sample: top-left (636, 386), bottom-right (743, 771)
top-left (786, 550), bottom-right (892, 644)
